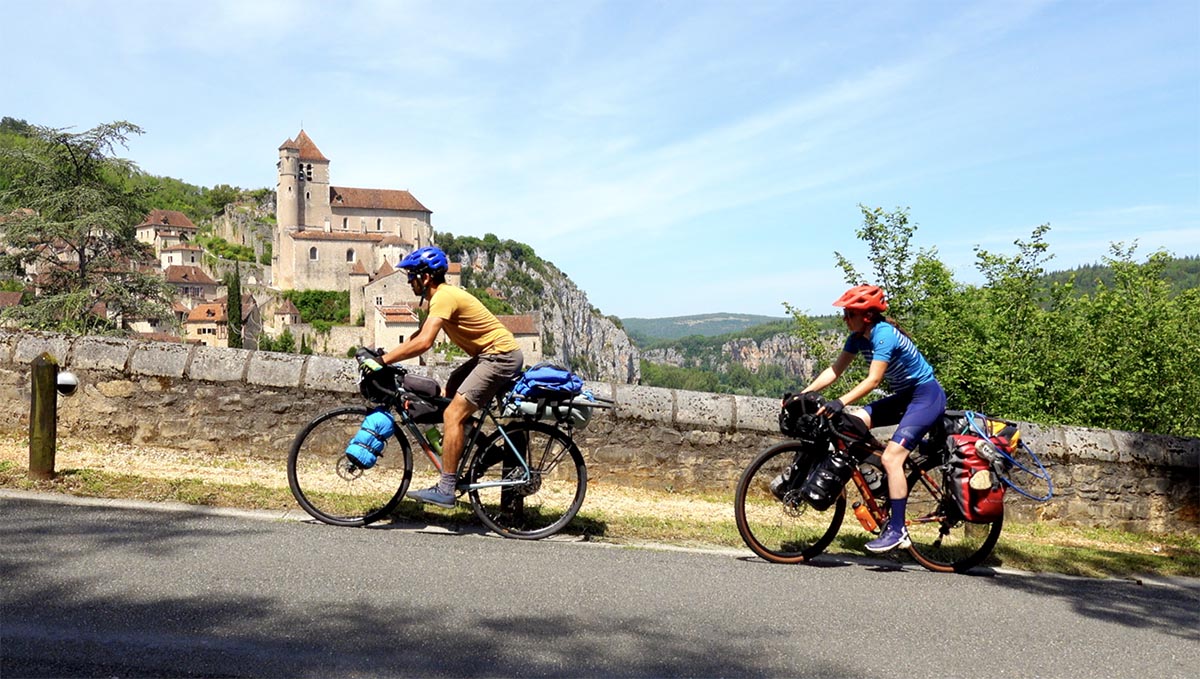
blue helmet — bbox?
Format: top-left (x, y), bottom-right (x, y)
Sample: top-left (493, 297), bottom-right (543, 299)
top-left (399, 246), bottom-right (449, 275)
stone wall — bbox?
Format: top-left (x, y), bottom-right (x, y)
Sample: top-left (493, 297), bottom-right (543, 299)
top-left (1, 330), bottom-right (1196, 533)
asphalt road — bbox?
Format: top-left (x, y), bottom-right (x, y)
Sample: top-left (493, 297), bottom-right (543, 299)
top-left (2, 491), bottom-right (1198, 678)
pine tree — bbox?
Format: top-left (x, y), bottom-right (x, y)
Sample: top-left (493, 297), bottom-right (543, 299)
top-left (225, 264), bottom-right (242, 349)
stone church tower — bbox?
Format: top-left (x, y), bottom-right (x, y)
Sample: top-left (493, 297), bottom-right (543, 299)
top-left (272, 130), bottom-right (434, 291)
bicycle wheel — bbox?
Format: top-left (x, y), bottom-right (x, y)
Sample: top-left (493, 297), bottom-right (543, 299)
top-left (288, 406), bottom-right (413, 527)
top-left (904, 467), bottom-right (1003, 573)
top-left (734, 441), bottom-right (845, 564)
top-left (466, 420), bottom-right (587, 539)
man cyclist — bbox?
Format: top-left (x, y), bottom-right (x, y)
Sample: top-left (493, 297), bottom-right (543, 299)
top-left (365, 246), bottom-right (523, 508)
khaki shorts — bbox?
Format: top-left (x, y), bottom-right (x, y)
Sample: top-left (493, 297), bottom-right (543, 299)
top-left (445, 349), bottom-right (524, 408)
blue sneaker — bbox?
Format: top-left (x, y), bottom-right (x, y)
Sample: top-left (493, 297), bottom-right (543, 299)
top-left (865, 525), bottom-right (911, 553)
top-left (406, 485), bottom-right (456, 509)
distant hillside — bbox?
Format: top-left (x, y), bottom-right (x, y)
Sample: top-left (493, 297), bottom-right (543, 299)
top-left (1040, 255), bottom-right (1199, 296)
top-left (622, 313), bottom-right (790, 345)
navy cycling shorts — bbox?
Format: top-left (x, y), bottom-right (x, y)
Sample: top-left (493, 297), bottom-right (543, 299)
top-left (864, 379), bottom-right (947, 451)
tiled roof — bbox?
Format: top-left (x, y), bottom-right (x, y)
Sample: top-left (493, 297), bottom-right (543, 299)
top-left (497, 314), bottom-right (539, 336)
top-left (294, 130), bottom-right (328, 161)
top-left (186, 303), bottom-right (226, 323)
top-left (330, 186), bottom-right (430, 213)
top-left (379, 305), bottom-right (419, 323)
top-left (349, 261), bottom-right (369, 275)
top-left (375, 260), bottom-right (395, 278)
top-left (290, 230), bottom-right (385, 242)
top-left (164, 265), bottom-right (217, 285)
top-left (275, 299), bottom-right (300, 316)
top-left (378, 235), bottom-right (411, 247)
top-left (161, 243), bottom-right (203, 252)
top-left (138, 210), bottom-right (196, 228)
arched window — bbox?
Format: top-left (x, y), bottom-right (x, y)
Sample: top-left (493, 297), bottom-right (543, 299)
top-left (346, 249), bottom-right (356, 263)
top-left (376, 218), bottom-right (383, 231)
top-left (342, 217), bottom-right (348, 229)
top-left (305, 163), bottom-right (313, 181)
top-left (309, 247), bottom-right (318, 261)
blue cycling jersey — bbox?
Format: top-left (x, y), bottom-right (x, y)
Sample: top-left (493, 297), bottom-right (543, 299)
top-left (843, 321), bottom-right (936, 392)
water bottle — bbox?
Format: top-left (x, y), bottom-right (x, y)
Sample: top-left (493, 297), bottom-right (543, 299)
top-left (425, 427), bottom-right (443, 454)
top-left (852, 501), bottom-right (878, 532)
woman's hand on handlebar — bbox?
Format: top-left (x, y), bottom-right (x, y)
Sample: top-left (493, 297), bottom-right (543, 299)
top-left (816, 398), bottom-right (844, 418)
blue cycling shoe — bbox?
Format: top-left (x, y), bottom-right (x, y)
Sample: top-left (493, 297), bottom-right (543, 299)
top-left (406, 485), bottom-right (456, 509)
top-left (865, 525), bottom-right (911, 553)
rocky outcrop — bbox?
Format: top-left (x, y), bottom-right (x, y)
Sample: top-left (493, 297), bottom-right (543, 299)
top-left (643, 332), bottom-right (817, 380)
top-left (722, 334), bottom-right (817, 377)
top-left (451, 248), bottom-right (640, 384)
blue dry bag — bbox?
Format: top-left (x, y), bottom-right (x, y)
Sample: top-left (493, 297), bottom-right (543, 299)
top-left (345, 409), bottom-right (395, 469)
top-left (512, 363), bottom-right (584, 401)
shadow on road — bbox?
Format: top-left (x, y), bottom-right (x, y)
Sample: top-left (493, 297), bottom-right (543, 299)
top-left (1, 500), bottom-right (858, 678)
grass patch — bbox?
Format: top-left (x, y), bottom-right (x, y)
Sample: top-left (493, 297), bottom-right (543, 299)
top-left (1, 457), bottom-right (1196, 580)
top-left (1, 463), bottom-right (294, 511)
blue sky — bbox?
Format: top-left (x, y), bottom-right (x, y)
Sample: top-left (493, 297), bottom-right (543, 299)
top-left (4, 0), bottom-right (1197, 318)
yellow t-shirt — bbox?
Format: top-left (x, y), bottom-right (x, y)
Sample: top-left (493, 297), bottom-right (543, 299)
top-left (427, 285), bottom-right (519, 356)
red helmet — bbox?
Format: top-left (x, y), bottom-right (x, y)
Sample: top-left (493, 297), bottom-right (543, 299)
top-left (833, 284), bottom-right (888, 312)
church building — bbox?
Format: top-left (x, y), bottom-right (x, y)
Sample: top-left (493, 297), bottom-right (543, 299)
top-left (272, 130), bottom-right (435, 291)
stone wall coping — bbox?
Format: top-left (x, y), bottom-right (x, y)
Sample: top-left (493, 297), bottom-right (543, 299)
top-left (1, 329), bottom-right (1196, 469)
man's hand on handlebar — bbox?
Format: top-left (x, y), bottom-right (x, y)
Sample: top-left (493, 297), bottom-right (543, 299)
top-left (355, 347), bottom-right (386, 374)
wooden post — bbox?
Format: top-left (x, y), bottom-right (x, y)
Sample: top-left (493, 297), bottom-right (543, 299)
top-left (29, 352), bottom-right (58, 480)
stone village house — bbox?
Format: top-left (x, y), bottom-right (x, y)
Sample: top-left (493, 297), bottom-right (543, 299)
top-left (124, 131), bottom-right (542, 360)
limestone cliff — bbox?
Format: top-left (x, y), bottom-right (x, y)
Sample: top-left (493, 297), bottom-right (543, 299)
top-left (642, 331), bottom-right (818, 381)
top-left (445, 243), bottom-right (640, 384)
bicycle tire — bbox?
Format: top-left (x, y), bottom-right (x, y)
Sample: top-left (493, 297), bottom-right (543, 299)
top-left (734, 441), bottom-right (845, 564)
top-left (466, 420), bottom-right (587, 540)
top-left (904, 467), bottom-right (1003, 573)
top-left (287, 405), bottom-right (413, 527)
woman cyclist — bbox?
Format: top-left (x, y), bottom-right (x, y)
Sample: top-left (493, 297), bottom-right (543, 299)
top-left (800, 284), bottom-right (946, 552)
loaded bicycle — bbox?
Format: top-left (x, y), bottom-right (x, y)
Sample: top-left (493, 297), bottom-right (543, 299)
top-left (734, 392), bottom-right (1051, 573)
top-left (287, 354), bottom-right (609, 539)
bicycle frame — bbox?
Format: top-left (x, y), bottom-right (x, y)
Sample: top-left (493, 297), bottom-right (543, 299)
top-left (845, 461), bottom-right (948, 533)
top-left (392, 397), bottom-right (536, 493)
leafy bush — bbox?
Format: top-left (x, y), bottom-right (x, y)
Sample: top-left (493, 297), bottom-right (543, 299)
top-left (283, 290), bottom-right (350, 324)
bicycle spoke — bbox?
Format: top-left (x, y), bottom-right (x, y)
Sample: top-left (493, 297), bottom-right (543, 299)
top-left (288, 407), bottom-right (412, 527)
top-left (467, 421), bottom-right (587, 539)
top-left (735, 442), bottom-right (844, 564)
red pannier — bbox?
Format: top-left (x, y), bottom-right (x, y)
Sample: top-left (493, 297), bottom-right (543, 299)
top-left (946, 434), bottom-right (1006, 523)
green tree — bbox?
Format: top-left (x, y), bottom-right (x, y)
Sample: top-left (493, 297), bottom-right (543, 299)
top-left (275, 328), bottom-right (296, 353)
top-left (225, 264), bottom-right (243, 349)
top-left (205, 184), bottom-right (240, 214)
top-left (0, 121), bottom-right (174, 334)
top-left (817, 206), bottom-right (1200, 437)
top-left (834, 205), bottom-right (937, 320)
